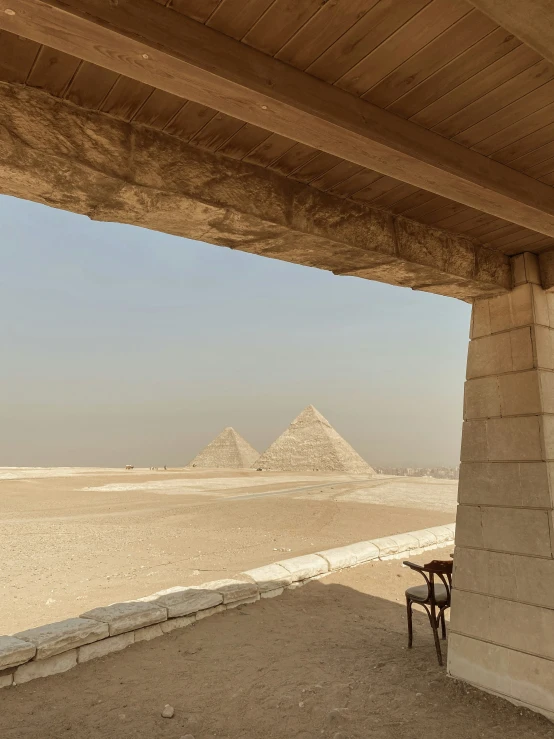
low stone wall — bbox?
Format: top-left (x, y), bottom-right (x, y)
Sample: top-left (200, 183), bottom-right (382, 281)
top-left (0, 523), bottom-right (455, 688)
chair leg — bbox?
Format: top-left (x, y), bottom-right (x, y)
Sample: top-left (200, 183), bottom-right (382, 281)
top-left (406, 599), bottom-right (413, 648)
top-left (430, 604), bottom-right (443, 666)
top-left (440, 610), bottom-right (446, 640)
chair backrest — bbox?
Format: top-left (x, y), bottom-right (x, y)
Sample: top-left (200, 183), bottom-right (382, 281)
top-left (424, 560), bottom-right (453, 606)
top-left (404, 559), bottom-right (453, 606)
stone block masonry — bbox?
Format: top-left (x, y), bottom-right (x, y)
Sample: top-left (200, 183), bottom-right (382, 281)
top-left (200, 579), bottom-right (258, 604)
top-left (78, 633), bottom-right (134, 664)
top-left (0, 84), bottom-right (510, 303)
top-left (0, 523), bottom-right (454, 688)
top-left (241, 563), bottom-right (293, 592)
top-left (14, 650), bottom-right (77, 684)
top-left (0, 671), bottom-right (13, 689)
top-left (449, 253), bottom-right (554, 722)
top-left (80, 602), bottom-right (167, 636)
top-left (276, 554), bottom-right (329, 582)
top-left (138, 585), bottom-right (223, 618)
top-left (15, 618), bottom-right (109, 659)
top-left (0, 636), bottom-right (36, 670)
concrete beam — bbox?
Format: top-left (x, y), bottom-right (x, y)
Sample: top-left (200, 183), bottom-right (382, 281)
top-left (468, 1), bottom-right (554, 67)
top-left (0, 0), bottom-right (553, 238)
top-left (0, 83), bottom-right (510, 301)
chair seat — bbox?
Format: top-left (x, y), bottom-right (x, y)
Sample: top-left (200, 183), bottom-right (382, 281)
top-left (406, 583), bottom-right (448, 604)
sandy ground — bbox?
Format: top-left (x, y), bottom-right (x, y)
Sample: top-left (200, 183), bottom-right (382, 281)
top-left (0, 546), bottom-right (551, 739)
top-left (0, 468), bottom-right (457, 632)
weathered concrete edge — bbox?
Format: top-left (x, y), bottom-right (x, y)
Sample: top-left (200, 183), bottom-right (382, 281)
top-left (0, 523), bottom-right (455, 688)
top-left (0, 83), bottom-right (510, 302)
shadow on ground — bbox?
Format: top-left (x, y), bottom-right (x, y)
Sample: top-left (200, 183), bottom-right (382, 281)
top-left (0, 578), bottom-right (551, 739)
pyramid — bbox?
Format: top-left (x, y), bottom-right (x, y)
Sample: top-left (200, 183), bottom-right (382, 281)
top-left (254, 405), bottom-right (374, 473)
top-left (188, 427), bottom-right (259, 469)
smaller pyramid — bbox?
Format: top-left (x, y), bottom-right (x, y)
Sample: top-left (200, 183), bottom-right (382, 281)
top-left (188, 427), bottom-right (259, 469)
top-left (254, 405), bottom-right (374, 473)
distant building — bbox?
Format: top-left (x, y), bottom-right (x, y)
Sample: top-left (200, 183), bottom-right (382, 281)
top-left (254, 405), bottom-right (374, 473)
top-left (375, 466), bottom-right (459, 480)
top-left (188, 427), bottom-right (259, 469)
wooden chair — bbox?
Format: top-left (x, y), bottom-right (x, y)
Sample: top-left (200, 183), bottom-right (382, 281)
top-left (403, 559), bottom-right (453, 666)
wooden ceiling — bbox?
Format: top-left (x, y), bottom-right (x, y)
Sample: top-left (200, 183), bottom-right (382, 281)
top-left (1, 0), bottom-right (554, 256)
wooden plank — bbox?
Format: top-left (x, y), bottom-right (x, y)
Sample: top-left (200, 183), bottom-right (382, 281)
top-left (0, 30), bottom-right (38, 83)
top-left (541, 171), bottom-right (554, 186)
top-left (412, 44), bottom-right (540, 129)
top-left (310, 161), bottom-right (365, 193)
top-left (276, 0), bottom-right (380, 71)
top-left (434, 60), bottom-right (554, 139)
top-left (132, 87), bottom-right (185, 129)
top-left (485, 226), bottom-right (531, 246)
top-left (290, 152), bottom-right (343, 185)
top-left (389, 28), bottom-right (521, 119)
top-left (328, 169), bottom-right (383, 198)
top-left (463, 218), bottom-right (514, 238)
top-left (507, 234), bottom-right (554, 250)
top-left (533, 241), bottom-right (554, 255)
top-left (65, 61), bottom-right (118, 109)
top-left (401, 195), bottom-right (451, 219)
top-left (369, 183), bottom-right (421, 208)
top-left (189, 112), bottom-right (244, 151)
top-left (100, 76), bottom-right (153, 121)
top-left (448, 212), bottom-right (502, 233)
top-left (164, 101), bottom-right (217, 140)
top-left (478, 223), bottom-right (523, 240)
top-left (491, 229), bottom-right (551, 249)
top-left (243, 132), bottom-right (295, 168)
top-left (416, 201), bottom-right (470, 225)
top-left (242, 0), bottom-right (323, 56)
top-left (207, 0), bottom-right (274, 40)
top-left (504, 236), bottom-right (554, 256)
top-left (306, 0), bottom-right (431, 84)
top-left (508, 139), bottom-right (554, 173)
top-left (475, 104), bottom-right (554, 158)
top-left (338, 0), bottom-right (471, 98)
top-left (170, 0), bottom-right (223, 24)
top-left (492, 122), bottom-right (554, 164)
top-left (26, 45), bottom-right (80, 96)
top-left (364, 9), bottom-right (497, 109)
top-left (432, 206), bottom-right (484, 230)
top-left (270, 142), bottom-right (321, 177)
top-left (3, 0), bottom-right (554, 236)
top-left (216, 123), bottom-right (271, 159)
top-left (352, 176), bottom-right (406, 203)
top-left (526, 156), bottom-right (554, 179)
top-left (467, 0), bottom-right (554, 68)
top-left (455, 82), bottom-right (554, 150)
top-left (389, 189), bottom-right (437, 214)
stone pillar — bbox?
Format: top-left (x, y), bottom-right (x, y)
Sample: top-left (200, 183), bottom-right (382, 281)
top-left (448, 252), bottom-right (554, 720)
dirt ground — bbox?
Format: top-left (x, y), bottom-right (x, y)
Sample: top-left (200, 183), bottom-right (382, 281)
top-left (0, 468), bottom-right (456, 632)
top-left (0, 546), bottom-right (551, 739)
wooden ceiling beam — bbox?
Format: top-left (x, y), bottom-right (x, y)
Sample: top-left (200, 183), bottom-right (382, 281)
top-left (468, 1), bottom-right (554, 68)
top-left (0, 0), bottom-right (554, 237)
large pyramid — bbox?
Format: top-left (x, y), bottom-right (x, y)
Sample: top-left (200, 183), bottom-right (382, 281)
top-left (254, 405), bottom-right (374, 473)
top-left (188, 427), bottom-right (259, 469)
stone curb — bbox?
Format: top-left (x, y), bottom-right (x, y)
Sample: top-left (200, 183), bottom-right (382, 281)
top-left (0, 523), bottom-right (455, 688)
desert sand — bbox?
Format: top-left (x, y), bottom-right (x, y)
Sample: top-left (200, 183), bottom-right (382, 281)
top-left (0, 546), bottom-right (551, 739)
top-left (0, 467), bottom-right (456, 632)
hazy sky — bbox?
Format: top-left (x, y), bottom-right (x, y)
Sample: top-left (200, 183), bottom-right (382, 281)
top-left (0, 195), bottom-right (471, 468)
